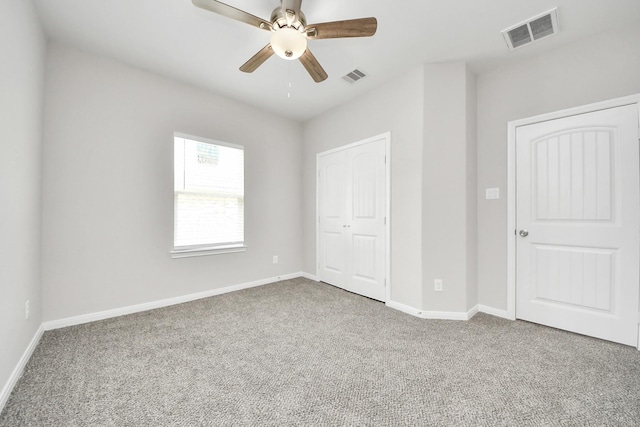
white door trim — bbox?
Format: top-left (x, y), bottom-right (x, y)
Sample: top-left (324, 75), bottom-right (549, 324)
top-left (507, 93), bottom-right (640, 349)
top-left (316, 132), bottom-right (392, 302)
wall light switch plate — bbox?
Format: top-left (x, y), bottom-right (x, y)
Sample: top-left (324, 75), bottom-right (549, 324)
top-left (485, 188), bottom-right (500, 200)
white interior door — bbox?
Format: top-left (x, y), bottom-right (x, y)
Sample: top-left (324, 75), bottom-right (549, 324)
top-left (318, 137), bottom-right (387, 301)
top-left (516, 104), bottom-right (640, 346)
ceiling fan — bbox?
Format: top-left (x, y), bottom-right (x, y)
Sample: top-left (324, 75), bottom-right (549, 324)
top-left (192, 0), bottom-right (377, 82)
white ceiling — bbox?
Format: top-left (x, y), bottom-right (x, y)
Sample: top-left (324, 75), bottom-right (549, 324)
top-left (34, 0), bottom-right (640, 121)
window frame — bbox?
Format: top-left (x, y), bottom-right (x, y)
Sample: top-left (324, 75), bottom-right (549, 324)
top-left (170, 132), bottom-right (246, 259)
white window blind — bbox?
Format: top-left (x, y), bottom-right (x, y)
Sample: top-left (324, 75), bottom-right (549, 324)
top-left (173, 134), bottom-right (244, 256)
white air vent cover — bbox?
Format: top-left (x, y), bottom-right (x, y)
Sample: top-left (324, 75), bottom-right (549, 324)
top-left (502, 8), bottom-right (559, 50)
top-left (342, 68), bottom-right (368, 84)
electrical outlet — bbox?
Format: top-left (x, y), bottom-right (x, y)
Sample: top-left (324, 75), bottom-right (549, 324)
top-left (434, 279), bottom-right (443, 292)
top-left (25, 300), bottom-right (30, 320)
top-left (273, 255), bottom-right (278, 264)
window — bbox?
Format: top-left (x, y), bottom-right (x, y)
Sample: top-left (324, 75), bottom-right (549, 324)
top-left (171, 133), bottom-right (245, 258)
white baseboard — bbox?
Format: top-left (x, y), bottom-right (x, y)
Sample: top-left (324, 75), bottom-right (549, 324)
top-left (41, 281), bottom-right (513, 332)
top-left (467, 304), bottom-right (480, 319)
top-left (478, 304), bottom-right (512, 320)
top-left (386, 300), bottom-right (478, 321)
top-left (0, 325), bottom-right (44, 413)
top-left (386, 301), bottom-right (513, 321)
top-left (300, 272), bottom-right (319, 281)
top-left (43, 272), bottom-right (304, 331)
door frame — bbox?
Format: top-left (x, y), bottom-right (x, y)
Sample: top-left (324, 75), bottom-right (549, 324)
top-left (506, 93), bottom-right (640, 349)
top-left (316, 132), bottom-right (392, 302)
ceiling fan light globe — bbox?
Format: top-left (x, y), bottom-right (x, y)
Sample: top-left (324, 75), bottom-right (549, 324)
top-left (270, 27), bottom-right (307, 60)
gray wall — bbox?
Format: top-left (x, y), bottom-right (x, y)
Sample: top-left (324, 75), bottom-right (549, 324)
top-left (0, 0), bottom-right (45, 400)
top-left (465, 66), bottom-right (478, 311)
top-left (477, 25), bottom-right (640, 310)
top-left (42, 44), bottom-right (304, 321)
top-left (302, 67), bottom-right (425, 308)
top-left (422, 63), bottom-right (477, 313)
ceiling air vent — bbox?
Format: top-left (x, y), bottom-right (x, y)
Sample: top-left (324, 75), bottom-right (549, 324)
top-left (342, 68), bottom-right (368, 84)
top-left (502, 8), bottom-right (559, 50)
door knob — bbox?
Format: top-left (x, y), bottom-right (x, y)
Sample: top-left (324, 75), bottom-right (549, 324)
top-left (519, 229), bottom-right (529, 237)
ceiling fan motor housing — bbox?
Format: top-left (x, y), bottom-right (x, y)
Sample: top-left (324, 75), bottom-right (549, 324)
top-left (270, 6), bottom-right (306, 30)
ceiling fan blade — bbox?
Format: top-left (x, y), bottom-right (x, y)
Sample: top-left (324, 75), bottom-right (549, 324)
top-left (240, 44), bottom-right (275, 73)
top-left (306, 17), bottom-right (377, 40)
top-left (282, 0), bottom-right (302, 26)
top-left (299, 49), bottom-right (328, 83)
top-left (192, 0), bottom-right (272, 31)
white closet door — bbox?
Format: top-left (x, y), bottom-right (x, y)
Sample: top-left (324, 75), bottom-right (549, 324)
top-left (318, 151), bottom-right (348, 288)
top-left (516, 104), bottom-right (639, 346)
top-left (318, 137), bottom-right (387, 301)
top-left (345, 140), bottom-right (386, 301)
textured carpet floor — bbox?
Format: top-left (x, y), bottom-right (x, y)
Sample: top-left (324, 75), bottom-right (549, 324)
top-left (1, 278), bottom-right (639, 426)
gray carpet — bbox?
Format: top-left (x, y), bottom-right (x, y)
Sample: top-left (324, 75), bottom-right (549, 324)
top-left (1, 278), bottom-right (639, 426)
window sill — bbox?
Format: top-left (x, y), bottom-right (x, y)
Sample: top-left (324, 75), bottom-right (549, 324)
top-left (170, 245), bottom-right (247, 259)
